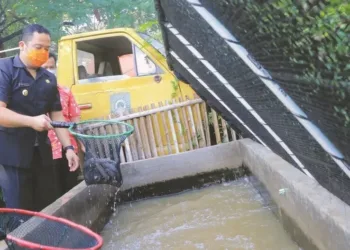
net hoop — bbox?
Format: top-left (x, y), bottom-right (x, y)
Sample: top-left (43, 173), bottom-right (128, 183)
top-left (68, 120), bottom-right (134, 139)
top-left (0, 208), bottom-right (103, 250)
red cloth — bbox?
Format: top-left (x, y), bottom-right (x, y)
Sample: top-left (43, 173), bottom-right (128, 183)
top-left (48, 85), bottom-right (81, 159)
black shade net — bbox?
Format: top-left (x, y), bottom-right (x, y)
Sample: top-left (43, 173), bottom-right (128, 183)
top-left (154, 0), bottom-right (350, 204)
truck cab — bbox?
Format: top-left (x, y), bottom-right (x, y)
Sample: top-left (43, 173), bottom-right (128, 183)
top-left (57, 28), bottom-right (195, 120)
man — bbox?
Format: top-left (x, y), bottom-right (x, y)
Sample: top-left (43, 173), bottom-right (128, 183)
top-left (42, 52), bottom-right (57, 74)
top-left (0, 24), bottom-right (80, 210)
top-left (42, 53), bottom-right (82, 196)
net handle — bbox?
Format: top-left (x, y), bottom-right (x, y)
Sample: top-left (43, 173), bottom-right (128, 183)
top-left (51, 121), bottom-right (76, 128)
top-left (0, 208), bottom-right (103, 250)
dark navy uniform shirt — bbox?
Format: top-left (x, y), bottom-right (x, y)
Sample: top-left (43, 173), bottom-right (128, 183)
top-left (0, 55), bottom-right (62, 167)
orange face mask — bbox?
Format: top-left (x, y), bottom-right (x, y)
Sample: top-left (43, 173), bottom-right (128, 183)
top-left (27, 48), bottom-right (49, 68)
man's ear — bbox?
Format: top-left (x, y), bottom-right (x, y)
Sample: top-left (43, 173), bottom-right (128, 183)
top-left (18, 41), bottom-right (25, 51)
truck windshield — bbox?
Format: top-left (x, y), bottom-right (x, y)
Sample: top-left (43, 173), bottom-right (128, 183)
top-left (137, 33), bottom-right (166, 57)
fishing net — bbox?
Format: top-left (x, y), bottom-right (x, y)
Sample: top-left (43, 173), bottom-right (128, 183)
top-left (0, 208), bottom-right (103, 250)
top-left (68, 120), bottom-right (134, 187)
top-left (52, 120), bottom-right (134, 187)
top-left (154, 0), bottom-right (350, 204)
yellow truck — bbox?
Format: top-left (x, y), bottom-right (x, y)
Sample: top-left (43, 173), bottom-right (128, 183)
top-left (0, 28), bottom-right (206, 157)
top-left (56, 28), bottom-right (196, 120)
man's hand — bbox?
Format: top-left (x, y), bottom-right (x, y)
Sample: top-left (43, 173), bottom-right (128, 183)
top-left (79, 141), bottom-right (86, 153)
top-left (30, 115), bottom-right (53, 131)
top-left (65, 149), bottom-right (80, 172)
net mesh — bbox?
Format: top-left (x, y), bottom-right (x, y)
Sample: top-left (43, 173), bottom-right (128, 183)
top-left (0, 211), bottom-right (100, 249)
top-left (69, 120), bottom-right (134, 187)
top-left (155, 0), bottom-right (350, 204)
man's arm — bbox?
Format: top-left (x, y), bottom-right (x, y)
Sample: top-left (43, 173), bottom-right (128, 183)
top-left (68, 90), bottom-right (84, 151)
top-left (50, 110), bottom-right (80, 172)
top-left (49, 110), bottom-right (71, 147)
top-left (0, 101), bottom-right (33, 128)
top-left (0, 102), bottom-right (52, 130)
top-left (0, 68), bottom-right (52, 130)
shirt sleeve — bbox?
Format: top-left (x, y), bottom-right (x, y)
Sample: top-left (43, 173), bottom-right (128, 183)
top-left (68, 90), bottom-right (81, 119)
top-left (0, 68), bottom-right (12, 104)
top-left (50, 77), bottom-right (62, 112)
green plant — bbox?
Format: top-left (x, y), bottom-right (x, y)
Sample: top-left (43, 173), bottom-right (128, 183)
top-left (191, 137), bottom-right (198, 148)
top-left (196, 132), bottom-right (202, 142)
top-left (334, 106), bottom-right (350, 127)
top-left (208, 112), bottom-right (213, 125)
top-left (180, 123), bottom-right (186, 136)
top-left (171, 77), bottom-right (180, 98)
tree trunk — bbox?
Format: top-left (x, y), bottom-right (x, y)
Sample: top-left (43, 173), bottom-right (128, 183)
top-left (0, 38), bottom-right (6, 58)
top-left (0, 29), bottom-right (22, 44)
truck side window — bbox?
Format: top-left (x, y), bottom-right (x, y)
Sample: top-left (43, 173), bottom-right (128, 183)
top-left (77, 50), bottom-right (95, 79)
top-left (75, 35), bottom-right (162, 84)
top-left (134, 46), bottom-right (157, 76)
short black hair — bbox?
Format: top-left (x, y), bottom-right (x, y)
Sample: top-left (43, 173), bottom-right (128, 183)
top-left (21, 24), bottom-right (51, 42)
top-left (49, 52), bottom-right (57, 63)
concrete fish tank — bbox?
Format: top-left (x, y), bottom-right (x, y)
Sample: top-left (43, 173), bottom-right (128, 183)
top-left (2, 140), bottom-right (349, 250)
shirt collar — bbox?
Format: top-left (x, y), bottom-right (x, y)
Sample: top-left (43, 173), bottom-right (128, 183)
top-left (37, 68), bottom-right (50, 79)
top-left (41, 68), bottom-right (52, 77)
top-left (13, 55), bottom-right (26, 68)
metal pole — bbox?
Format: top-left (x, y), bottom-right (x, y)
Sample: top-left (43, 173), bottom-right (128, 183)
top-left (0, 47), bottom-right (19, 54)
